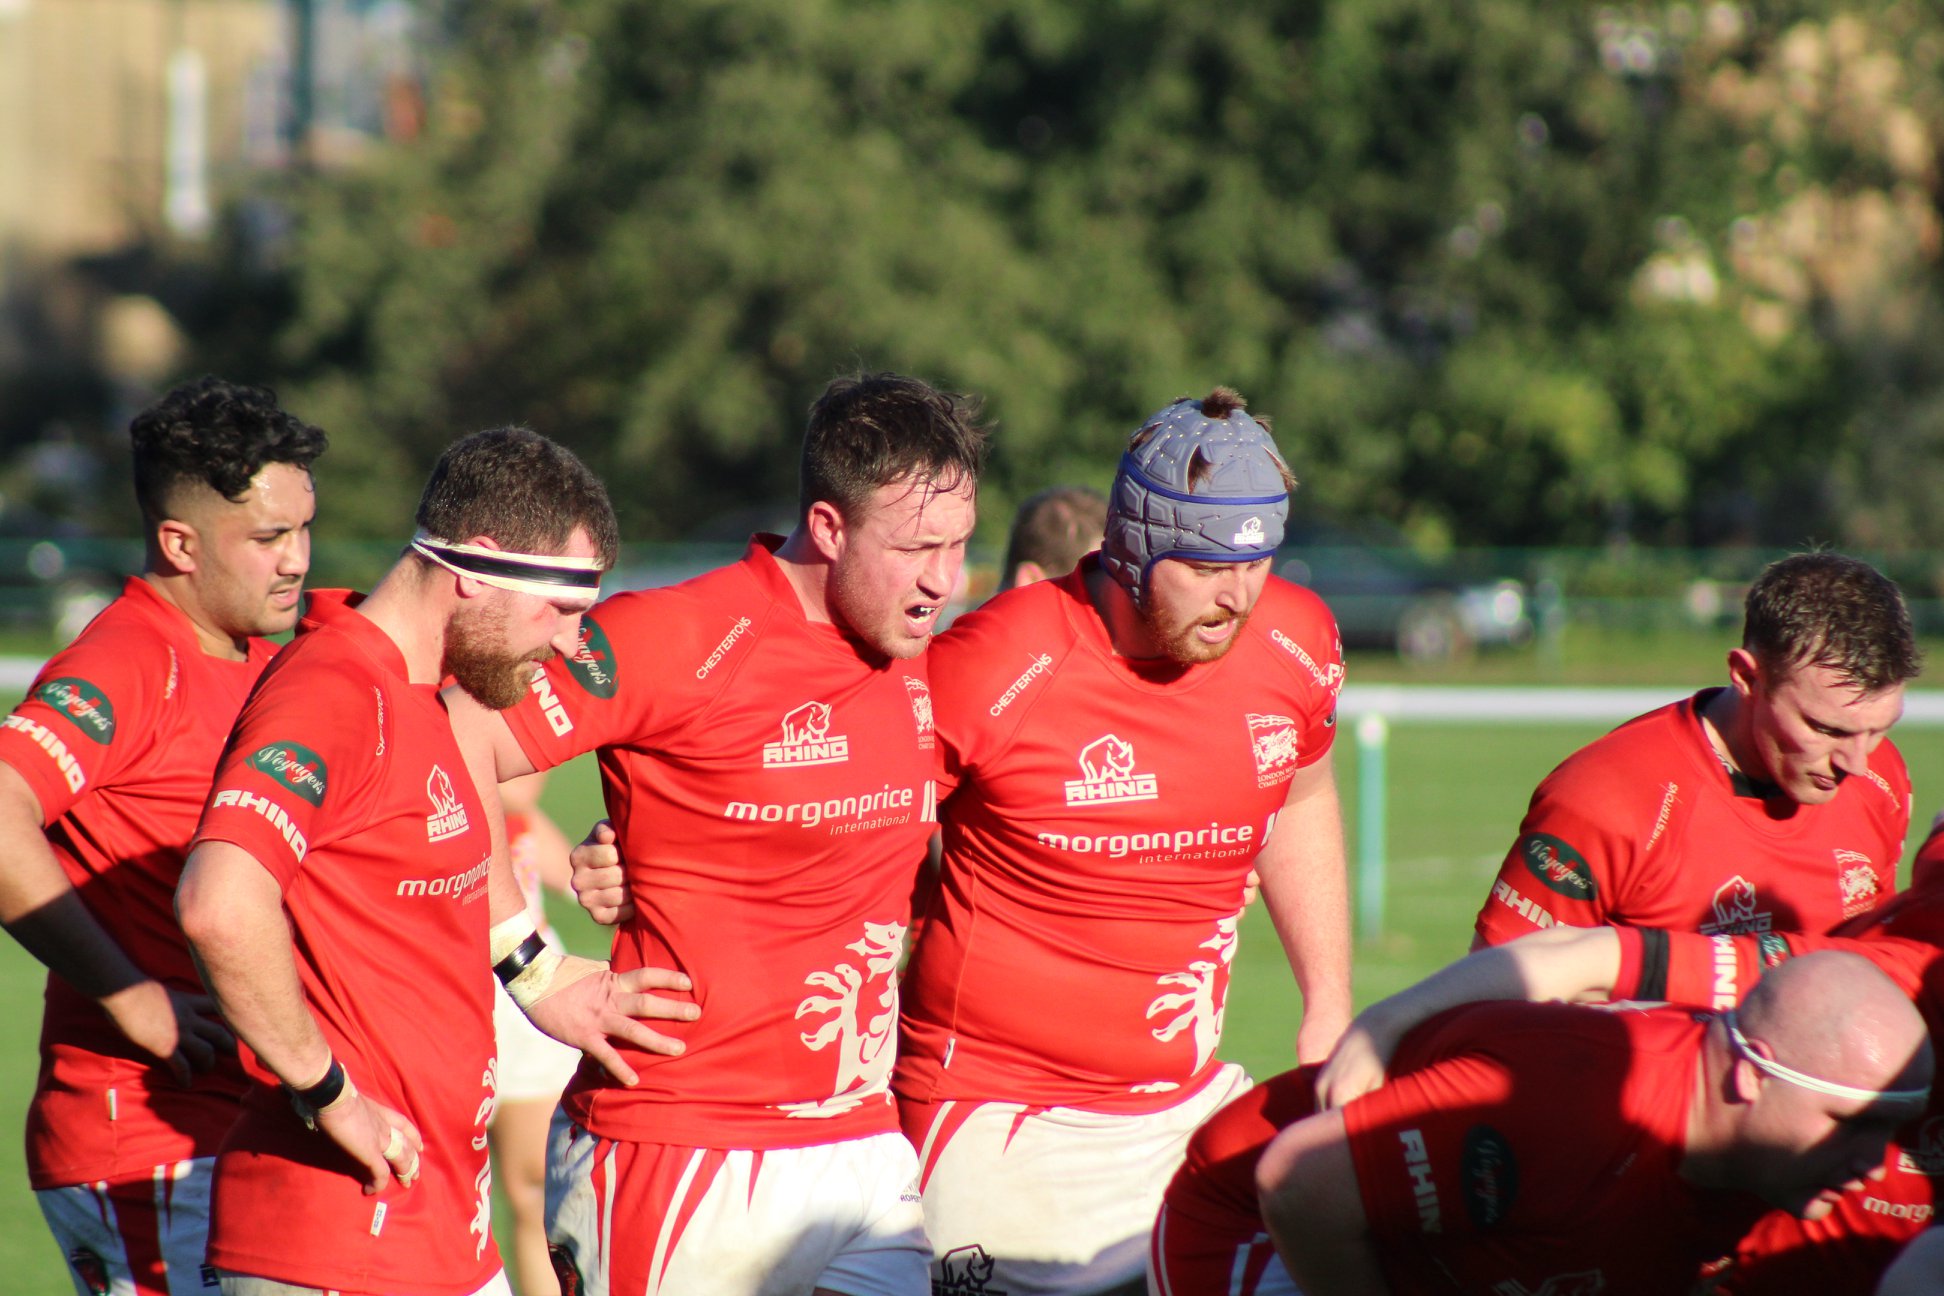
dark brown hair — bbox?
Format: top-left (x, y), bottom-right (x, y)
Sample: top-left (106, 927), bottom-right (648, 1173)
top-left (799, 373), bottom-right (989, 520)
top-left (416, 427), bottom-right (619, 567)
top-left (1743, 552), bottom-right (1921, 691)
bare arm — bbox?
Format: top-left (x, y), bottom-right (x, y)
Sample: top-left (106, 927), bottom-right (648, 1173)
top-left (1316, 925), bottom-right (1624, 1108)
top-left (1257, 756), bottom-right (1353, 1063)
top-left (1256, 1109), bottom-right (1388, 1296)
top-left (0, 762), bottom-right (227, 1083)
top-left (446, 687), bottom-right (695, 1080)
top-left (176, 840), bottom-right (420, 1193)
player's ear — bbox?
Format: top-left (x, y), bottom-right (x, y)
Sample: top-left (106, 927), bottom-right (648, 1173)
top-left (155, 518), bottom-right (198, 574)
top-left (1726, 648), bottom-right (1764, 701)
top-left (1011, 561), bottom-right (1046, 589)
top-left (804, 500), bottom-right (848, 563)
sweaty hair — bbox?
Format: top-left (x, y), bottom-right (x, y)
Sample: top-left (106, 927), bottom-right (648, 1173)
top-left (416, 427), bottom-right (619, 568)
top-left (130, 376), bottom-right (328, 525)
top-left (1003, 485), bottom-right (1107, 581)
top-left (798, 372), bottom-right (989, 521)
top-left (1742, 552), bottom-right (1921, 692)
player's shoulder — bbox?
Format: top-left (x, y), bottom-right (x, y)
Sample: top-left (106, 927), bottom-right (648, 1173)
top-left (1541, 697), bottom-right (1697, 794)
top-left (931, 578), bottom-right (1077, 686)
top-left (1854, 734), bottom-right (1913, 807)
top-left (1239, 576), bottom-right (1345, 691)
top-left (1254, 574), bottom-right (1340, 639)
top-left (19, 584), bottom-right (186, 729)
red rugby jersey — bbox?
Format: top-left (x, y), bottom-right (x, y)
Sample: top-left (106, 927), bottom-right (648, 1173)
top-left (0, 578), bottom-right (269, 1188)
top-left (500, 538), bottom-right (937, 1148)
top-left (1475, 692), bottom-right (1908, 947)
top-left (1161, 1001), bottom-right (1764, 1295)
top-left (897, 561), bottom-right (1343, 1111)
top-left (1640, 866), bottom-right (1944, 1296)
top-left (193, 591), bottom-right (499, 1296)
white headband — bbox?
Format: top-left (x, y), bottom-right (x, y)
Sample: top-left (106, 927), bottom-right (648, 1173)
top-left (411, 532), bottom-right (604, 600)
top-left (1724, 1011), bottom-right (1930, 1105)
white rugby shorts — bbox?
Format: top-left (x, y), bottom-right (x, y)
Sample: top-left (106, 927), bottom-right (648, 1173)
top-left (545, 1114), bottom-right (928, 1296)
top-left (904, 1064), bottom-right (1253, 1296)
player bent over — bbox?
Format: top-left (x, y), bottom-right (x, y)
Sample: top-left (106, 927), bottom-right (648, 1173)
top-left (1151, 949), bottom-right (1931, 1295)
top-left (177, 428), bottom-right (691, 1296)
top-left (0, 379), bottom-right (323, 1296)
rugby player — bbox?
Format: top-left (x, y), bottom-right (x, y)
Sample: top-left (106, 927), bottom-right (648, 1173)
top-left (897, 389), bottom-right (1350, 1295)
top-left (1320, 824), bottom-right (1944, 1295)
top-left (452, 372), bottom-right (987, 1296)
top-left (177, 427), bottom-right (688, 1296)
top-left (1152, 950), bottom-right (1931, 1295)
top-left (0, 377), bottom-right (323, 1295)
top-left (1474, 552), bottom-right (1918, 948)
top-left (1001, 484), bottom-right (1106, 589)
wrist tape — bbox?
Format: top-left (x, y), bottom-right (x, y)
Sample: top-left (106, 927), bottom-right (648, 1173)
top-left (490, 911), bottom-right (568, 1009)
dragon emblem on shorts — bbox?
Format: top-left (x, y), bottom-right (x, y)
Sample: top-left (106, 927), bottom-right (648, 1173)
top-left (1146, 915), bottom-right (1240, 1076)
top-left (780, 920), bottom-right (906, 1118)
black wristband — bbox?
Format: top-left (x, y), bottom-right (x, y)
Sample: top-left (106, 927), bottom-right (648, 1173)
top-left (287, 1058), bottom-right (347, 1130)
top-left (494, 932), bottom-right (549, 986)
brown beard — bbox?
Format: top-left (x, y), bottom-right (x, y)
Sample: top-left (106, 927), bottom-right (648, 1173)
top-left (443, 600), bottom-right (540, 710)
top-left (1139, 599), bottom-right (1250, 666)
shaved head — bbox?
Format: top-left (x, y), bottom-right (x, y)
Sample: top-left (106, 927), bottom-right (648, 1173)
top-left (1738, 951), bottom-right (1930, 1095)
top-left (1696, 950), bottom-right (1933, 1220)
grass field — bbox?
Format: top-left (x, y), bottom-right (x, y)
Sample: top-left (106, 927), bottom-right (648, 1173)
top-left (1, 700), bottom-right (1943, 1290)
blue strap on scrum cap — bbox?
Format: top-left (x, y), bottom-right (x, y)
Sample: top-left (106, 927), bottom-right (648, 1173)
top-left (1100, 391), bottom-right (1291, 600)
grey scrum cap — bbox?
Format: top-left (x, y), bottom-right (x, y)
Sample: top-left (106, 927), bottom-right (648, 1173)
top-left (1099, 391), bottom-right (1291, 600)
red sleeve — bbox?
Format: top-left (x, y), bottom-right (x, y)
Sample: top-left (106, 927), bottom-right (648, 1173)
top-left (500, 586), bottom-right (728, 773)
top-left (0, 629), bottom-right (159, 822)
top-left (1647, 927), bottom-right (1930, 1010)
top-left (194, 647), bottom-right (381, 888)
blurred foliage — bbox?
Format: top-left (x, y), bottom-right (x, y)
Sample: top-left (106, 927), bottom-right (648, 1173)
top-left (184, 0), bottom-right (1944, 553)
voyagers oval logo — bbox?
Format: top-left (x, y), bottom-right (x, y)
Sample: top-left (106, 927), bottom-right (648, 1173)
top-left (36, 678), bottom-right (115, 744)
top-left (565, 618), bottom-right (618, 699)
top-left (249, 742), bottom-right (328, 806)
top-left (1519, 833), bottom-right (1596, 900)
top-left (1461, 1123), bottom-right (1518, 1229)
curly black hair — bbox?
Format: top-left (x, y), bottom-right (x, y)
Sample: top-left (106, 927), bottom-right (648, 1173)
top-left (129, 376), bottom-right (328, 524)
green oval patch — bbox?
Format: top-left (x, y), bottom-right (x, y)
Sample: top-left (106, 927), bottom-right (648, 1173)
top-left (249, 742), bottom-right (329, 806)
top-left (36, 678), bottom-right (115, 744)
top-left (1519, 832), bottom-right (1597, 900)
top-left (564, 617), bottom-right (619, 699)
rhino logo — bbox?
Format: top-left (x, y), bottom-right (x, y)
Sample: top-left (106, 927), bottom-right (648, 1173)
top-left (1232, 516), bottom-right (1266, 546)
top-left (763, 701), bottom-right (849, 768)
top-left (1079, 734), bottom-right (1136, 782)
top-left (936, 1244), bottom-right (1005, 1294)
top-left (425, 764), bottom-right (470, 842)
top-left (1065, 734), bottom-right (1158, 805)
top-left (1701, 874), bottom-right (1770, 934)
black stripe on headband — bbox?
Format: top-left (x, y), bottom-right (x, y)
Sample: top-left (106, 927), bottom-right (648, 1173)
top-left (415, 540), bottom-right (603, 591)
